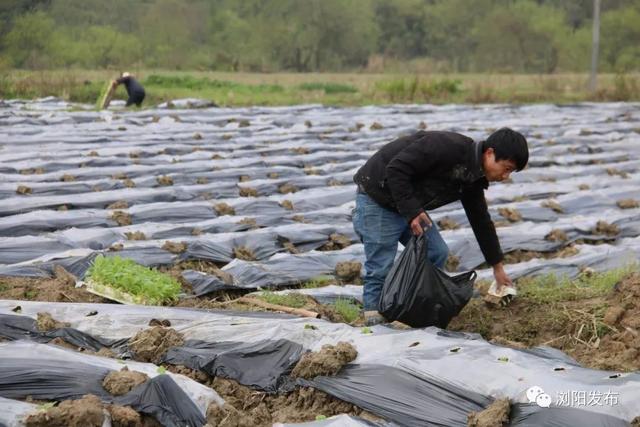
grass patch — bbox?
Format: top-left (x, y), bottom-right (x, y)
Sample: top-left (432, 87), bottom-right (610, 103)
top-left (330, 298), bottom-right (361, 323)
top-left (375, 76), bottom-right (462, 102)
top-left (86, 255), bottom-right (181, 305)
top-left (302, 275), bottom-right (336, 289)
top-left (255, 291), bottom-right (308, 308)
top-left (517, 264), bottom-right (637, 304)
top-left (144, 74), bottom-right (284, 93)
top-left (298, 82), bottom-right (357, 94)
top-left (3, 70), bottom-right (640, 106)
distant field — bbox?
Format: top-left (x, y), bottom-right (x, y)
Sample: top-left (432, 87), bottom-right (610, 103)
top-left (1, 69), bottom-right (639, 106)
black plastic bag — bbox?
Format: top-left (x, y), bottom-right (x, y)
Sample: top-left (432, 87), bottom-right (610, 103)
top-left (378, 234), bottom-right (475, 328)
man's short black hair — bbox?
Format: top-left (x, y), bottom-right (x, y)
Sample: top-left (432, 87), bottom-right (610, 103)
top-left (483, 128), bottom-right (529, 171)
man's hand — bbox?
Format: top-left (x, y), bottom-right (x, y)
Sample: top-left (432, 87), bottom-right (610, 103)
top-left (410, 211), bottom-right (432, 236)
top-left (492, 262), bottom-right (514, 292)
top-left (111, 80), bottom-right (118, 88)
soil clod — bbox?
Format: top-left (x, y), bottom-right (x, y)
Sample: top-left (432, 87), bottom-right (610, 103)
top-left (291, 342), bottom-right (357, 379)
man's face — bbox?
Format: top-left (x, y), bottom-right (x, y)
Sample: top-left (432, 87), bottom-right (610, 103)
top-left (482, 148), bottom-right (517, 182)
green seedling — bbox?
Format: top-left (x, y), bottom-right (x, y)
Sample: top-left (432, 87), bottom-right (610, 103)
top-left (86, 255), bottom-right (181, 305)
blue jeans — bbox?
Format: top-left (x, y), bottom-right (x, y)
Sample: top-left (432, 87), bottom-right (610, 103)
top-left (352, 192), bottom-right (449, 311)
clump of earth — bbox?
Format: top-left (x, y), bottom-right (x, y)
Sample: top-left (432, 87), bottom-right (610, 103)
top-left (214, 202), bottom-right (235, 215)
top-left (111, 211), bottom-right (132, 226)
top-left (437, 217), bottom-right (459, 230)
top-left (239, 187), bottom-right (258, 197)
top-left (128, 326), bottom-right (185, 364)
top-left (498, 207), bottom-right (522, 222)
top-left (545, 229), bottom-right (568, 242)
top-left (107, 200), bottom-right (129, 210)
top-left (617, 199), bottom-right (639, 209)
top-left (233, 246), bottom-right (257, 261)
top-left (319, 234), bottom-right (351, 251)
top-left (335, 262), bottom-right (361, 283)
top-left (593, 220), bottom-right (619, 236)
top-left (162, 241), bottom-right (187, 254)
top-left (541, 199), bottom-right (564, 213)
top-left (36, 312), bottom-right (70, 331)
top-left (278, 183), bottom-right (298, 194)
top-left (102, 367), bottom-right (149, 396)
top-left (291, 342), bottom-right (357, 379)
top-left (467, 398), bottom-right (510, 427)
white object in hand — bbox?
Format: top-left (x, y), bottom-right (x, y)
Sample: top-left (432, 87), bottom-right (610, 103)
top-left (487, 280), bottom-right (518, 298)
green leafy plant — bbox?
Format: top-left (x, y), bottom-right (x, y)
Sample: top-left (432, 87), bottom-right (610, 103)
top-left (255, 291), bottom-right (308, 308)
top-left (331, 298), bottom-right (361, 323)
top-left (86, 255), bottom-right (181, 305)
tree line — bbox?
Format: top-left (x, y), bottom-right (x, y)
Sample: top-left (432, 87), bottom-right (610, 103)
top-left (1, 0), bottom-right (639, 73)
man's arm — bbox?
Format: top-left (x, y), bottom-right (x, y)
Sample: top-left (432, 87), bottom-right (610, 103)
top-left (460, 181), bottom-right (504, 267)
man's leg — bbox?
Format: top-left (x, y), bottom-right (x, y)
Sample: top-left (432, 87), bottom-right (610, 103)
top-left (353, 193), bottom-right (408, 314)
top-left (424, 222), bottom-right (449, 269)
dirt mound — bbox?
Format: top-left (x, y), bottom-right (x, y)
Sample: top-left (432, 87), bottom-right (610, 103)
top-left (617, 199), bottom-right (639, 209)
top-left (545, 229), bottom-right (568, 242)
top-left (541, 200), bottom-right (564, 213)
top-left (239, 187), bottom-right (258, 197)
top-left (237, 217), bottom-right (259, 229)
top-left (291, 342), bottom-right (357, 379)
top-left (606, 168), bottom-right (629, 178)
top-left (319, 233), bottom-right (351, 251)
top-left (449, 272), bottom-right (640, 372)
top-left (593, 220), bottom-right (619, 236)
top-left (111, 210), bottom-right (132, 226)
top-left (578, 183), bottom-right (590, 190)
top-left (291, 147), bottom-right (310, 155)
top-left (0, 267), bottom-right (102, 303)
top-left (239, 175), bottom-right (250, 182)
top-left (107, 404), bottom-right (143, 427)
top-left (162, 260), bottom-right (234, 287)
top-left (437, 217), bottom-right (460, 230)
top-left (16, 185), bottom-right (32, 194)
top-left (125, 231), bottom-right (147, 241)
top-left (123, 178), bottom-right (136, 188)
top-left (162, 241), bottom-right (187, 254)
top-left (445, 254), bottom-right (460, 272)
top-left (36, 312), bottom-right (70, 331)
top-left (233, 246), bottom-right (256, 261)
top-left (467, 398), bottom-right (510, 427)
top-left (370, 122), bottom-right (383, 130)
top-left (102, 367), bottom-right (149, 396)
top-left (498, 207), bottom-right (522, 222)
top-left (60, 174), bottom-right (76, 182)
top-left (196, 177), bottom-right (208, 185)
top-left (20, 167), bottom-right (45, 175)
top-left (335, 262), bottom-right (362, 283)
top-left (129, 327), bottom-right (184, 364)
top-left (25, 394), bottom-right (104, 427)
top-left (214, 202), bottom-right (235, 216)
top-left (292, 215), bottom-right (309, 223)
top-left (282, 241), bottom-right (299, 254)
top-left (156, 175), bottom-right (174, 186)
top-left (107, 200), bottom-right (129, 210)
top-left (205, 376), bottom-right (373, 426)
top-left (278, 183), bottom-right (298, 194)
top-left (279, 200), bottom-right (294, 210)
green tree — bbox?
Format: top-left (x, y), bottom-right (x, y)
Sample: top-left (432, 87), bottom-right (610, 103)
top-left (4, 10), bottom-right (55, 68)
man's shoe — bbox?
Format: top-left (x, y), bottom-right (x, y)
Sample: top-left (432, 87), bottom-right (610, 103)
top-left (363, 310), bottom-right (386, 326)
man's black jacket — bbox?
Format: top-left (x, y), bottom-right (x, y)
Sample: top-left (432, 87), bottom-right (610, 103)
top-left (354, 130), bottom-right (503, 266)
